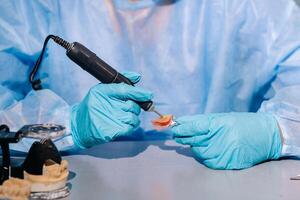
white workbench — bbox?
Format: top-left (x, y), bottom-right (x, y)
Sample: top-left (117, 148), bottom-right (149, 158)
top-left (64, 140), bottom-right (300, 200)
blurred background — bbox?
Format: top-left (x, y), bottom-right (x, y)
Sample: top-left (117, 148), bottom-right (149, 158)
top-left (295, 0), bottom-right (300, 7)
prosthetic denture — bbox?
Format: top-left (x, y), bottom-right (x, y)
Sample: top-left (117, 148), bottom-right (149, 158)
top-left (24, 159), bottom-right (69, 192)
top-left (0, 178), bottom-right (31, 200)
top-left (151, 114), bottom-right (175, 130)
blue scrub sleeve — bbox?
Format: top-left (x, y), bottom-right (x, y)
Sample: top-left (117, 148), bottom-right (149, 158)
top-left (259, 2), bottom-right (300, 157)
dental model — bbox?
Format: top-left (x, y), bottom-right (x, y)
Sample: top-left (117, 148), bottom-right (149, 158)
top-left (24, 159), bottom-right (69, 192)
top-left (0, 178), bottom-right (31, 200)
top-left (151, 114), bottom-right (174, 130)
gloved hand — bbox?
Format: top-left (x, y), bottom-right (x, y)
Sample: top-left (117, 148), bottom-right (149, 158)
top-left (172, 112), bottom-right (282, 169)
top-left (71, 72), bottom-right (153, 149)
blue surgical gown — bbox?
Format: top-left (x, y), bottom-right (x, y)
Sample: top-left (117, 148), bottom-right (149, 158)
top-left (0, 0), bottom-right (300, 155)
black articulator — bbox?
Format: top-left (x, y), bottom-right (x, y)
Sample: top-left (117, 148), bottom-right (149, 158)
top-left (0, 124), bottom-right (65, 183)
top-left (29, 35), bottom-right (162, 115)
top-left (0, 124), bottom-right (71, 199)
top-left (0, 125), bottom-right (21, 184)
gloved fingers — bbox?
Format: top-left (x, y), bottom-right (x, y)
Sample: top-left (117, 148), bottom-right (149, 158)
top-left (191, 146), bottom-right (219, 162)
top-left (121, 100), bottom-right (141, 115)
top-left (191, 147), bottom-right (207, 160)
top-left (112, 98), bottom-right (141, 115)
top-left (121, 71), bottom-right (141, 84)
top-left (174, 135), bottom-right (210, 146)
top-left (202, 158), bottom-right (221, 170)
top-left (112, 123), bottom-right (135, 138)
top-left (171, 116), bottom-right (210, 137)
top-left (108, 83), bottom-right (153, 102)
top-left (117, 111), bottom-right (141, 128)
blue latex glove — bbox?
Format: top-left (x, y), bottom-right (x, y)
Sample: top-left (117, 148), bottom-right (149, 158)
top-left (172, 113), bottom-right (282, 169)
top-left (71, 72), bottom-right (153, 149)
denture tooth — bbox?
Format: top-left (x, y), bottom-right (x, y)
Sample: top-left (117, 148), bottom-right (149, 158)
top-left (19, 188), bottom-right (25, 196)
top-left (50, 164), bottom-right (61, 177)
top-left (14, 189), bottom-right (19, 196)
top-left (5, 186), bottom-right (12, 196)
top-left (22, 187), bottom-right (30, 196)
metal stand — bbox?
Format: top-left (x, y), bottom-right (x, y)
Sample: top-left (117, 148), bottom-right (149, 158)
top-left (0, 125), bottom-right (21, 184)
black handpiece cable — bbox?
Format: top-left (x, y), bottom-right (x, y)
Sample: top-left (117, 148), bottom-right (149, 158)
top-left (29, 35), bottom-right (160, 114)
top-left (29, 35), bottom-right (71, 90)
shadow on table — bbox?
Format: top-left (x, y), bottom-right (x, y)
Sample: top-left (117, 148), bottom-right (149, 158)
top-left (62, 128), bottom-right (195, 160)
top-left (155, 140), bottom-right (194, 158)
top-left (68, 171), bottom-right (76, 181)
top-left (66, 172), bottom-right (75, 192)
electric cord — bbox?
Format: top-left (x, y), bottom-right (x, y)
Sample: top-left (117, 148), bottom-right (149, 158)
top-left (29, 35), bottom-right (71, 90)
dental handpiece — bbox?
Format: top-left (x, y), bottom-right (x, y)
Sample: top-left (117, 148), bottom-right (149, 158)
top-left (52, 36), bottom-right (162, 116)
